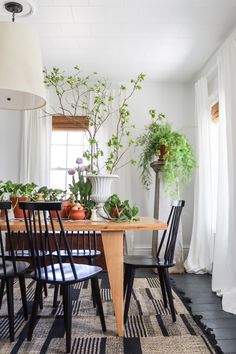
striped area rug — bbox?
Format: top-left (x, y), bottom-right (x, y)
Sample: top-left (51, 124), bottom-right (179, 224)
top-left (0, 276), bottom-right (220, 354)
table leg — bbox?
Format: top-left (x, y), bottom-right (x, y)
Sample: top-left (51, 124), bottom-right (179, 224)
top-left (101, 231), bottom-right (124, 336)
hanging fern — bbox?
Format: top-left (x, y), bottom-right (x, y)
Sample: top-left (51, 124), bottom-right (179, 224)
top-left (137, 110), bottom-right (196, 196)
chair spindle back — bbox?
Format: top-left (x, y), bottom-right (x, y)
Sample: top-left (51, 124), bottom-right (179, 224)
top-left (19, 202), bottom-right (78, 282)
top-left (0, 201), bottom-right (18, 276)
top-left (156, 200), bottom-right (185, 264)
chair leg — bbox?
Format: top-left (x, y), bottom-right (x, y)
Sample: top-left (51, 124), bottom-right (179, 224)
top-left (158, 268), bottom-right (167, 308)
top-left (53, 284), bottom-right (59, 308)
top-left (62, 284), bottom-right (72, 354)
top-left (91, 277), bottom-right (106, 332)
top-left (124, 266), bottom-right (135, 324)
top-left (124, 264), bottom-right (131, 299)
top-left (163, 268), bottom-right (176, 322)
top-left (18, 274), bottom-right (28, 320)
top-left (90, 279), bottom-right (96, 308)
top-left (28, 282), bottom-right (43, 341)
top-left (62, 285), bottom-right (66, 325)
top-left (43, 283), bottom-right (48, 297)
top-left (39, 290), bottom-right (43, 310)
top-left (88, 258), bottom-right (96, 308)
top-left (0, 279), bottom-right (5, 309)
top-left (6, 278), bottom-right (14, 342)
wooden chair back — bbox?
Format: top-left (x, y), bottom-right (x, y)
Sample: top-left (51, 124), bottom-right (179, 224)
top-left (156, 200), bottom-right (185, 264)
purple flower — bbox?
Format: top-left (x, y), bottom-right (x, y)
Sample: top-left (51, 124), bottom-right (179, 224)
top-left (76, 157), bottom-right (83, 165)
top-left (68, 168), bottom-right (76, 176)
top-left (79, 165), bottom-right (85, 173)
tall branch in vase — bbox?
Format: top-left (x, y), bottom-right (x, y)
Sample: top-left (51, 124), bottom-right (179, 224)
top-left (81, 73), bottom-right (145, 174)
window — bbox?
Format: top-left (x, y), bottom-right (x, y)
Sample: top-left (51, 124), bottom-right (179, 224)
top-left (50, 116), bottom-right (89, 191)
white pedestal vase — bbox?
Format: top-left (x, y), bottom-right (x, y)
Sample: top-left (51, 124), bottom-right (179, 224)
top-left (87, 174), bottom-right (119, 220)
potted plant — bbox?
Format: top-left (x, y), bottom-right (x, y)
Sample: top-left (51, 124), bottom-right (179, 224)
top-left (0, 181), bottom-right (6, 218)
top-left (67, 158), bottom-right (95, 220)
top-left (44, 65), bottom-right (144, 173)
top-left (44, 65), bottom-right (145, 218)
top-left (35, 186), bottom-right (70, 219)
top-left (104, 194), bottom-right (139, 221)
top-left (5, 181), bottom-right (37, 218)
top-left (137, 110), bottom-right (196, 196)
top-left (81, 72), bottom-right (145, 219)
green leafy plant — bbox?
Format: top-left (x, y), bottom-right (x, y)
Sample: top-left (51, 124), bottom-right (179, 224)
top-left (82, 73), bottom-right (145, 173)
top-left (43, 65), bottom-right (95, 116)
top-left (44, 65), bottom-right (145, 174)
top-left (49, 188), bottom-right (67, 201)
top-left (34, 186), bottom-right (52, 200)
top-left (0, 181), bottom-right (6, 201)
top-left (34, 186), bottom-right (67, 201)
top-left (104, 194), bottom-right (139, 221)
top-left (137, 110), bottom-right (196, 196)
top-left (4, 181), bottom-right (23, 197)
top-left (68, 158), bottom-right (92, 205)
top-left (4, 181), bottom-right (37, 199)
top-left (20, 183), bottom-right (38, 199)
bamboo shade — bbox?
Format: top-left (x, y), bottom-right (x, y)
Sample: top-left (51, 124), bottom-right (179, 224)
top-left (52, 115), bottom-right (88, 131)
top-left (211, 102), bottom-right (219, 123)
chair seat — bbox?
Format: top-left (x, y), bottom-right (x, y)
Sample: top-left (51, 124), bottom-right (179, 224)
top-left (124, 255), bottom-right (175, 268)
top-left (0, 260), bottom-right (30, 277)
top-left (55, 249), bottom-right (101, 258)
top-left (32, 263), bottom-right (102, 284)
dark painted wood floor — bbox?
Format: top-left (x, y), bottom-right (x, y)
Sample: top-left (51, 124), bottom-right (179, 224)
top-left (136, 270), bottom-right (236, 353)
top-left (171, 273), bottom-right (236, 354)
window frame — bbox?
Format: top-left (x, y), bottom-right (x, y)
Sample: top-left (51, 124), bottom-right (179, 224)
top-left (50, 115), bottom-right (89, 190)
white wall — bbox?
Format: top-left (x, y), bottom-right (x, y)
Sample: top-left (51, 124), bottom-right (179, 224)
top-left (0, 110), bottom-right (23, 181)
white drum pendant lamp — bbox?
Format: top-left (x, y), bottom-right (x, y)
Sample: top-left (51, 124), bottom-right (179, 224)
top-left (0, 2), bottom-right (46, 110)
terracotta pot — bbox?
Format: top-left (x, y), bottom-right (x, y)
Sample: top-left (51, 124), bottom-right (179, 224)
top-left (51, 201), bottom-right (73, 219)
top-left (11, 196), bottom-right (28, 219)
top-left (69, 209), bottom-right (86, 220)
top-left (61, 201), bottom-right (73, 219)
top-left (110, 207), bottom-right (122, 218)
top-left (0, 209), bottom-right (5, 219)
top-left (85, 208), bottom-right (92, 220)
top-left (159, 145), bottom-right (167, 161)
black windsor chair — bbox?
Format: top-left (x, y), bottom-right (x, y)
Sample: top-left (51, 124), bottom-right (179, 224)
top-left (0, 231), bottom-right (48, 301)
top-left (19, 201), bottom-right (106, 354)
top-left (52, 230), bottom-right (102, 308)
top-left (0, 201), bottom-right (29, 342)
top-left (124, 200), bottom-right (185, 323)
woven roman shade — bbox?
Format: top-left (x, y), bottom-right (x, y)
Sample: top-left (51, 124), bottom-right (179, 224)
top-left (211, 102), bottom-right (219, 123)
top-left (52, 116), bottom-right (88, 131)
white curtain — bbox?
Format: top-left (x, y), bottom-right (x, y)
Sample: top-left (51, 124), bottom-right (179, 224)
top-left (212, 40), bottom-right (236, 313)
top-left (20, 110), bottom-right (51, 186)
top-left (184, 78), bottom-right (214, 274)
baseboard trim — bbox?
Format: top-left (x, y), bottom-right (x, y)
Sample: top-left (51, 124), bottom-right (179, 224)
top-left (129, 246), bottom-right (152, 255)
top-left (129, 246), bottom-right (190, 258)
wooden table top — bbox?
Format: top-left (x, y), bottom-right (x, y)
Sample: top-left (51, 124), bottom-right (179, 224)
top-left (0, 217), bottom-right (167, 232)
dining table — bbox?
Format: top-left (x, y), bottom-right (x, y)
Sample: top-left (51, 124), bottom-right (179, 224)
top-left (0, 216), bottom-right (167, 336)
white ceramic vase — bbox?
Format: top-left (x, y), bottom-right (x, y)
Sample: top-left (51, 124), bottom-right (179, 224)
top-left (87, 174), bottom-right (119, 220)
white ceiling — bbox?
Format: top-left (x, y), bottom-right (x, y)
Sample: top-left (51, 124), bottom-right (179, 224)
top-left (1, 0), bottom-right (236, 82)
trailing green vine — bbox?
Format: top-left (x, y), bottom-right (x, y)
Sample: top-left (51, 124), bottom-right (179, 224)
top-left (137, 110), bottom-right (196, 196)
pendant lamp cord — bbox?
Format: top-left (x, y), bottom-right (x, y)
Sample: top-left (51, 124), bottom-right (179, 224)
top-left (12, 11), bottom-right (15, 22)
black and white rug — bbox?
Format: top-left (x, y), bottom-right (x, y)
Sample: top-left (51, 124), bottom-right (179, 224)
top-left (0, 276), bottom-right (221, 353)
